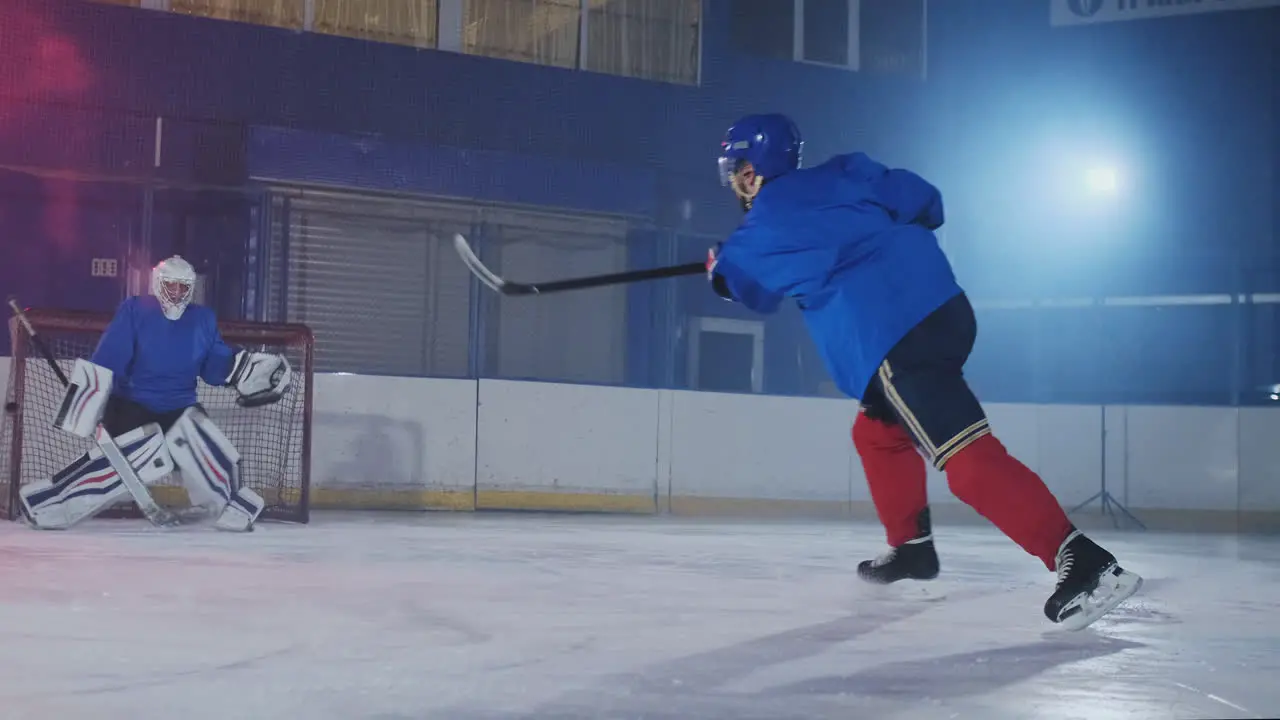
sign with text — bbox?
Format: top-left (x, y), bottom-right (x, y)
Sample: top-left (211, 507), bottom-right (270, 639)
top-left (1051, 0), bottom-right (1280, 27)
top-left (90, 258), bottom-right (119, 278)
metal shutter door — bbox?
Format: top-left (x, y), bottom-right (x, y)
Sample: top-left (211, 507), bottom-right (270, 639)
top-left (288, 206), bottom-right (432, 375)
top-left (420, 211), bottom-right (474, 378)
top-left (266, 190), bottom-right (478, 378)
top-left (486, 208), bottom-right (629, 384)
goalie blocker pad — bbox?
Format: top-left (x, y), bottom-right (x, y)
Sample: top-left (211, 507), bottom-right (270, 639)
top-left (226, 350), bottom-right (292, 408)
top-left (165, 407), bottom-right (264, 531)
top-left (21, 423), bottom-right (174, 530)
top-left (54, 359), bottom-right (114, 438)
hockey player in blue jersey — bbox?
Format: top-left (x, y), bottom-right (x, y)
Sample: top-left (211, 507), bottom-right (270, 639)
top-left (20, 256), bottom-right (292, 532)
top-left (706, 114), bottom-right (1142, 630)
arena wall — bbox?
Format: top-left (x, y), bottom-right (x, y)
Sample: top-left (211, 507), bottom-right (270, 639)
top-left (303, 374), bottom-right (1280, 534)
top-left (3, 361), bottom-right (1276, 532)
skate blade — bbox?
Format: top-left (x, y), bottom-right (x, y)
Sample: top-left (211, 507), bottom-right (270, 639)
top-left (1060, 565), bottom-right (1143, 631)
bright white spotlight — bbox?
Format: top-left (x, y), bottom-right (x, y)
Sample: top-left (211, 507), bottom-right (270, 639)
top-left (1085, 166), bottom-right (1119, 195)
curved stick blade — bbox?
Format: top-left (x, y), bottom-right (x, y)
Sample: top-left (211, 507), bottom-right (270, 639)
top-left (453, 234), bottom-right (506, 293)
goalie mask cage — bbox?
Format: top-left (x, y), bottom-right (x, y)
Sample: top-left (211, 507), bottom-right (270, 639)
top-left (1, 308), bottom-right (313, 524)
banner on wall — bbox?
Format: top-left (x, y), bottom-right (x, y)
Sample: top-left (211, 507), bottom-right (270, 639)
top-left (1051, 0), bottom-right (1280, 27)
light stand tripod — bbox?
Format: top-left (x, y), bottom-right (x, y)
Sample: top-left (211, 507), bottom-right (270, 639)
top-left (1067, 405), bottom-right (1145, 530)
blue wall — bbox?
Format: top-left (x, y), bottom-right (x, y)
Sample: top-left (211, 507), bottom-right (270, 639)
top-left (924, 0), bottom-right (1277, 298)
top-left (921, 0), bottom-right (1277, 405)
top-left (1, 0), bottom-right (1277, 403)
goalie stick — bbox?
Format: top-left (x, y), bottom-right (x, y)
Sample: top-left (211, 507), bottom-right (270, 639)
top-left (7, 297), bottom-right (179, 528)
top-left (453, 233), bottom-right (705, 296)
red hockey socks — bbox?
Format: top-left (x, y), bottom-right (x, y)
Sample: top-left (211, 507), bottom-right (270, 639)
top-left (853, 412), bottom-right (928, 547)
top-left (944, 434), bottom-right (1073, 570)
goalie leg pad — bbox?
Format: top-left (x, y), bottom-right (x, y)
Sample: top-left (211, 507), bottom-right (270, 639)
top-left (165, 406), bottom-right (242, 510)
top-left (54, 359), bottom-right (114, 438)
top-left (22, 424), bottom-right (174, 530)
top-left (215, 487), bottom-right (265, 532)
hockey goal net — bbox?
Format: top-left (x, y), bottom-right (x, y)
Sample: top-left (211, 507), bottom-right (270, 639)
top-left (1, 307), bottom-right (313, 524)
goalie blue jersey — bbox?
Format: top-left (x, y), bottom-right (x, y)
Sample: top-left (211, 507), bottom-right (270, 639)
top-left (711, 152), bottom-right (964, 400)
top-left (90, 295), bottom-right (237, 413)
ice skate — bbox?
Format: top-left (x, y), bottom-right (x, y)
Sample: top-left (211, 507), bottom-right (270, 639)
top-left (1044, 529), bottom-right (1142, 631)
top-left (858, 508), bottom-right (940, 584)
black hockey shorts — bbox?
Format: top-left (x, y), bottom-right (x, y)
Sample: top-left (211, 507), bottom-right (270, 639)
top-left (859, 292), bottom-right (992, 470)
top-left (100, 395), bottom-right (193, 437)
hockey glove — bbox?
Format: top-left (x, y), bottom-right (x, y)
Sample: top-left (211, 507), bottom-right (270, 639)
top-left (227, 351), bottom-right (293, 407)
top-left (706, 245), bottom-right (735, 302)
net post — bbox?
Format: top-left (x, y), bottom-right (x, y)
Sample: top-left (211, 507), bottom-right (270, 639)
top-left (298, 326), bottom-right (315, 524)
top-left (2, 317), bottom-right (31, 520)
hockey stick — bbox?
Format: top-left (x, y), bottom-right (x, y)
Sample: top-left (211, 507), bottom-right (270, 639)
top-left (453, 233), bottom-right (705, 296)
top-left (7, 297), bottom-right (179, 527)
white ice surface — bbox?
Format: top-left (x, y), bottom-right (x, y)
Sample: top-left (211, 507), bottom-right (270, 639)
top-left (1, 512), bottom-right (1276, 720)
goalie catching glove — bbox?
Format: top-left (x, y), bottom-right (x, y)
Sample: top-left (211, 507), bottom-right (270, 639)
top-left (227, 350), bottom-right (292, 407)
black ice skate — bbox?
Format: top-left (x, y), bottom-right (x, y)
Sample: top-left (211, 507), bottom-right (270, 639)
top-left (1044, 529), bottom-right (1143, 631)
top-left (858, 507), bottom-right (940, 584)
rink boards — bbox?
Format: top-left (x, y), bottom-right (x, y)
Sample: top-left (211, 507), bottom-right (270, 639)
top-left (3, 359), bottom-right (1278, 531)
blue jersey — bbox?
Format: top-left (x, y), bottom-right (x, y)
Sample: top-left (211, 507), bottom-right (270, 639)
top-left (90, 295), bottom-right (237, 414)
top-left (711, 153), bottom-right (964, 400)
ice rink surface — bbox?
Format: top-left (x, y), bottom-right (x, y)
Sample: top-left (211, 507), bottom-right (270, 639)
top-left (1, 512), bottom-right (1276, 720)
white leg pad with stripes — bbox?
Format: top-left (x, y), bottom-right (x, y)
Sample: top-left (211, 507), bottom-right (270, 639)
top-left (21, 423), bottom-right (174, 530)
top-left (165, 407), bottom-right (263, 532)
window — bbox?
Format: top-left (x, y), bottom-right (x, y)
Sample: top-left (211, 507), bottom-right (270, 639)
top-left (133, 0), bottom-right (438, 47)
top-left (585, 0), bottom-right (700, 85)
top-left (728, 0), bottom-right (925, 76)
top-left (729, 0), bottom-right (856, 69)
top-left (102, 0), bottom-right (703, 84)
top-left (463, 0), bottom-right (582, 70)
top-left (801, 0), bottom-right (849, 66)
top-left (169, 0), bottom-right (307, 30)
top-left (312, 0), bottom-right (439, 48)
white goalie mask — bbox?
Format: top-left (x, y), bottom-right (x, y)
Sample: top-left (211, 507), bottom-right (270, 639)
top-left (151, 255), bottom-right (197, 320)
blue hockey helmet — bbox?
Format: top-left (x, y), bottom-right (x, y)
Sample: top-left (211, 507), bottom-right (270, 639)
top-left (717, 113), bottom-right (804, 187)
